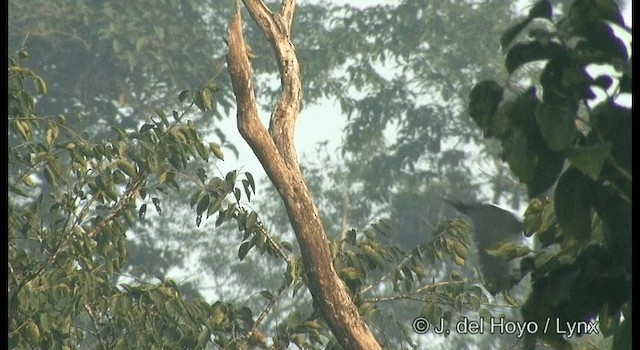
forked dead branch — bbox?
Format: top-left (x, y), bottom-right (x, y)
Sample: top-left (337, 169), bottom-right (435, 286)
top-left (225, 1), bottom-right (382, 349)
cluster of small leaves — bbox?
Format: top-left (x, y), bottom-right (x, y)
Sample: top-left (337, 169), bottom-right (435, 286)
top-left (327, 218), bottom-right (501, 347)
top-left (97, 280), bottom-right (216, 349)
top-left (189, 169), bottom-right (295, 265)
top-left (418, 283), bottom-right (491, 335)
top-left (186, 84), bottom-right (220, 114)
top-left (7, 51), bottom-right (251, 348)
top-left (106, 281), bottom-right (266, 350)
top-left (468, 0), bottom-right (630, 348)
top-left (409, 219), bottom-right (497, 331)
top-left (187, 166), bottom-right (321, 347)
top-left (189, 170), bottom-right (243, 228)
top-left (7, 52), bottom-right (122, 347)
top-left (200, 301), bottom-right (261, 349)
top-left (235, 205), bottom-right (295, 262)
top-left (415, 218), bottom-right (472, 273)
top-left (270, 313), bottom-right (331, 350)
top-left (331, 220), bottom-right (403, 296)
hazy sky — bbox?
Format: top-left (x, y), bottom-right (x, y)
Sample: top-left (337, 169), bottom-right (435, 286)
top-left (214, 0), bottom-right (632, 192)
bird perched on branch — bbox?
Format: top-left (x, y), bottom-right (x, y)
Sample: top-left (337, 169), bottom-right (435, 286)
top-left (444, 199), bottom-right (524, 295)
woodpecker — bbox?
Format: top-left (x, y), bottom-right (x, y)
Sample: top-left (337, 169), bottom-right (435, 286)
top-left (445, 199), bottom-right (524, 295)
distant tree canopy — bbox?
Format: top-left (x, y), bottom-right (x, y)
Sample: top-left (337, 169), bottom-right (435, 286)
top-left (8, 0), bottom-right (630, 349)
top-left (9, 1), bottom-right (223, 131)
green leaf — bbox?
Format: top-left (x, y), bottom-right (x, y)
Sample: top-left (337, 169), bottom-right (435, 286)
top-left (575, 21), bottom-right (629, 62)
top-left (209, 143), bottom-right (224, 160)
top-left (206, 197), bottom-right (222, 219)
top-left (47, 157), bottom-right (63, 178)
top-left (238, 306), bottom-right (253, 324)
top-left (505, 41), bottom-right (566, 74)
top-left (554, 169), bottom-right (591, 238)
top-left (116, 159), bottom-right (136, 177)
top-left (225, 170), bottom-right (237, 184)
top-left (238, 241), bottom-right (253, 260)
top-left (195, 168), bottom-right (207, 185)
top-left (468, 80), bottom-right (504, 135)
top-left (12, 120), bottom-right (30, 140)
top-left (612, 315), bottom-right (631, 350)
top-left (34, 76), bottom-right (48, 94)
top-left (189, 189), bottom-right (202, 208)
top-left (197, 328), bottom-right (211, 348)
top-left (528, 0), bottom-right (552, 20)
top-left (215, 212), bottom-right (226, 227)
top-left (528, 27), bottom-right (556, 44)
top-left (194, 90), bottom-right (205, 112)
top-left (112, 169), bottom-right (126, 184)
top-left (593, 75), bottom-right (613, 91)
top-left (241, 180), bottom-right (252, 202)
top-left (196, 194), bottom-right (210, 216)
top-left (500, 19), bottom-right (531, 52)
top-left (411, 264), bottom-right (426, 281)
top-left (491, 100), bottom-right (517, 138)
top-left (451, 240), bottom-right (468, 260)
top-left (149, 289), bottom-right (163, 306)
top-left (260, 290), bottom-right (273, 300)
top-left (598, 309), bottom-right (618, 337)
top-left (619, 73), bottom-right (631, 93)
top-left (105, 257), bottom-right (115, 274)
top-left (165, 178), bottom-right (180, 193)
top-left (402, 266), bottom-right (414, 282)
top-left (281, 241), bottom-right (293, 252)
top-left (371, 220), bottom-right (391, 236)
top-left (500, 0), bottom-right (552, 51)
top-left (196, 141), bottom-right (208, 161)
top-left (453, 255), bottom-right (465, 266)
top-left (561, 65), bottom-right (591, 88)
top-left (154, 108), bottom-right (169, 127)
top-left (246, 211), bottom-right (258, 230)
top-left (152, 197), bottom-right (162, 215)
top-left (566, 143), bottom-right (612, 180)
top-left (43, 166), bottom-right (57, 187)
top-left (535, 103), bottom-right (578, 151)
top-left (45, 124), bottom-right (59, 148)
top-left (339, 267), bottom-right (360, 280)
top-left (245, 172), bottom-right (255, 192)
top-left (199, 87), bottom-right (214, 111)
top-left (450, 271), bottom-right (463, 281)
top-left (25, 321), bottom-right (40, 343)
top-left (138, 203), bottom-right (147, 219)
top-left (485, 240), bottom-right (531, 259)
top-left (526, 149), bottom-right (565, 198)
top-left (139, 123), bottom-right (155, 133)
top-left (502, 129), bottom-right (536, 184)
top-left (9, 184), bottom-right (29, 197)
top-left (178, 90), bottom-right (190, 102)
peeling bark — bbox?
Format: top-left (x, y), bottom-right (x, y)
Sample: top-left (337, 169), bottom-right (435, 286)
top-left (225, 1), bottom-right (381, 349)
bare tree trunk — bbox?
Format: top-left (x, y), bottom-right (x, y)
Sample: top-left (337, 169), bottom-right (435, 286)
top-left (225, 1), bottom-right (381, 349)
